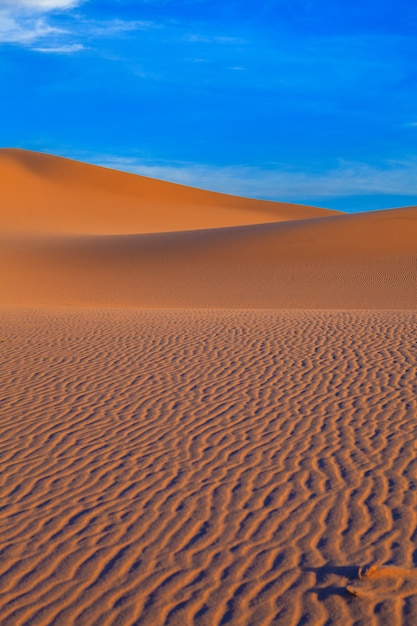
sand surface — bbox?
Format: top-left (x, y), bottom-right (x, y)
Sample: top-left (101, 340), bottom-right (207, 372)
top-left (1, 309), bottom-right (416, 626)
top-left (1, 151), bottom-right (416, 625)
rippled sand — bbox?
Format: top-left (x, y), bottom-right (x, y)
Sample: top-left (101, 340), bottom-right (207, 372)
top-left (1, 309), bottom-right (416, 626)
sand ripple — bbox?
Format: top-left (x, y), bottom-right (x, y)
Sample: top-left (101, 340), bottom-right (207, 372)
top-left (0, 310), bottom-right (416, 625)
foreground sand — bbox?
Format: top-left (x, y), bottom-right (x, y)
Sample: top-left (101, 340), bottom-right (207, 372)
top-left (1, 309), bottom-right (416, 626)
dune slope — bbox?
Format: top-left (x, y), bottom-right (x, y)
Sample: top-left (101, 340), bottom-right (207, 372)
top-left (1, 149), bottom-right (414, 309)
top-left (1, 206), bottom-right (416, 308)
top-left (0, 149), bottom-right (339, 235)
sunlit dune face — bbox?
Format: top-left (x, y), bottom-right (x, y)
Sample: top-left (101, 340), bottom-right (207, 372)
top-left (0, 148), bottom-right (340, 236)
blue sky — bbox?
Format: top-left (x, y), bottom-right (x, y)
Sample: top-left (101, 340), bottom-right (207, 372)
top-left (1, 0), bottom-right (416, 211)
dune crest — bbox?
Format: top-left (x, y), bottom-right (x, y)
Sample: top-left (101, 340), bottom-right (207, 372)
top-left (0, 149), bottom-right (338, 236)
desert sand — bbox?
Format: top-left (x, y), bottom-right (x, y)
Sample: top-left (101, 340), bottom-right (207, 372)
top-left (0, 150), bottom-right (416, 625)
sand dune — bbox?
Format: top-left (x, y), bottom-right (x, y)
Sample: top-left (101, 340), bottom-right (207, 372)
top-left (0, 149), bottom-right (338, 236)
top-left (1, 309), bottom-right (416, 625)
top-left (1, 149), bottom-right (414, 309)
top-left (1, 206), bottom-right (416, 308)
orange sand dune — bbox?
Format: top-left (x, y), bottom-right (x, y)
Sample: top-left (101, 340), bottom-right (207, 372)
top-left (1, 309), bottom-right (416, 625)
top-left (0, 149), bottom-right (339, 235)
top-left (2, 149), bottom-right (414, 309)
top-left (1, 205), bottom-right (416, 308)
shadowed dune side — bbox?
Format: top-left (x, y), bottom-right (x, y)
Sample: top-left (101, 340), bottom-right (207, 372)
top-left (1, 206), bottom-right (416, 308)
top-left (0, 310), bottom-right (416, 625)
top-left (0, 149), bottom-right (340, 236)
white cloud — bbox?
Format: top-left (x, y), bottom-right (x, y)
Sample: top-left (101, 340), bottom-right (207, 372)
top-left (0, 0), bottom-right (85, 47)
top-left (0, 11), bottom-right (63, 43)
top-left (0, 1), bottom-right (151, 49)
top-left (0, 1), bottom-right (82, 11)
top-left (0, 0), bottom-right (79, 46)
top-left (91, 155), bottom-right (417, 202)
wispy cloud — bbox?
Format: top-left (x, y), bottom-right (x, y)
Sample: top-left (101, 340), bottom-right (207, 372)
top-left (0, 0), bottom-right (80, 48)
top-left (0, 11), bottom-right (64, 43)
top-left (81, 18), bottom-right (156, 37)
top-left (90, 155), bottom-right (417, 202)
top-left (33, 42), bottom-right (84, 52)
top-left (184, 33), bottom-right (246, 44)
top-left (0, 1), bottom-right (152, 52)
top-left (0, 1), bottom-right (83, 10)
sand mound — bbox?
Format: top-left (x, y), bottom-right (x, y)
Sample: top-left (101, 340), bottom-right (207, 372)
top-left (0, 149), bottom-right (338, 236)
top-left (1, 206), bottom-right (416, 308)
top-left (1, 149), bottom-right (415, 310)
top-left (1, 309), bottom-right (416, 625)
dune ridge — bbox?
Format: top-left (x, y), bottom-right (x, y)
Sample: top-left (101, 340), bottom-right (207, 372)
top-left (0, 149), bottom-right (339, 236)
top-left (1, 308), bottom-right (416, 625)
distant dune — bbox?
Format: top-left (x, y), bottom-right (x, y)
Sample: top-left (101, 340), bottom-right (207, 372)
top-left (0, 149), bottom-right (337, 236)
top-left (0, 149), bottom-right (415, 309)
